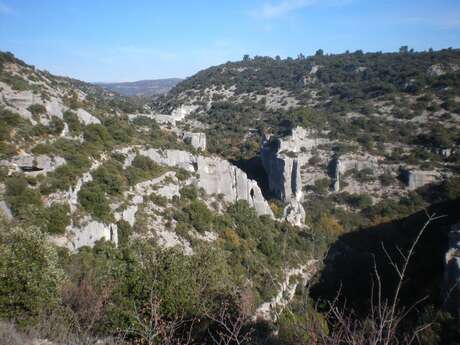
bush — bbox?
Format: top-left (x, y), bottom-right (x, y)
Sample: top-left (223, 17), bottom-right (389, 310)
top-left (5, 176), bottom-right (42, 218)
top-left (27, 103), bottom-right (46, 116)
top-left (92, 161), bottom-right (126, 195)
top-left (78, 182), bottom-right (112, 222)
top-left (314, 177), bottom-right (330, 194)
top-left (47, 116), bottom-right (65, 135)
top-left (125, 155), bottom-right (165, 186)
top-left (63, 110), bottom-right (82, 135)
top-left (83, 124), bottom-right (113, 149)
top-left (45, 203), bottom-right (70, 234)
top-left (31, 143), bottom-right (55, 155)
top-left (0, 220), bottom-right (65, 324)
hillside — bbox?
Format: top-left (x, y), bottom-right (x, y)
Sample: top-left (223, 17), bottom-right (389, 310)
top-left (1, 49), bottom-right (460, 344)
top-left (0, 51), bottom-right (325, 344)
top-left (97, 78), bottom-right (182, 97)
top-left (155, 48), bottom-right (460, 229)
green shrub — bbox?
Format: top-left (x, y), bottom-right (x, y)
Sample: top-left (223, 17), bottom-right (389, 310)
top-left (31, 143), bottom-right (55, 155)
top-left (92, 161), bottom-right (126, 195)
top-left (83, 124), bottom-right (114, 149)
top-left (78, 182), bottom-right (112, 222)
top-left (27, 104), bottom-right (46, 116)
top-left (63, 110), bottom-right (82, 135)
top-left (5, 176), bottom-right (42, 219)
top-left (47, 117), bottom-right (65, 135)
top-left (45, 203), bottom-right (70, 234)
top-left (313, 177), bottom-right (330, 194)
top-left (0, 220), bottom-right (65, 324)
top-left (116, 220), bottom-right (132, 246)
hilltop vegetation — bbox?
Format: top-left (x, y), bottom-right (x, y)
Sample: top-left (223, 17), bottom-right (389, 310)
top-left (159, 48), bottom-right (460, 161)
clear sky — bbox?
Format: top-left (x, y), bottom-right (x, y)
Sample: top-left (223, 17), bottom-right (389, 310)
top-left (1, 0), bottom-right (459, 82)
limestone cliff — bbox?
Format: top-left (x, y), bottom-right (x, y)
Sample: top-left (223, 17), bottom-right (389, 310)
top-left (122, 148), bottom-right (274, 217)
top-left (260, 131), bottom-right (303, 202)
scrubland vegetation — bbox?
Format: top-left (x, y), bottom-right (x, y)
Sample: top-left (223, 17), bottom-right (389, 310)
top-left (1, 48), bottom-right (460, 344)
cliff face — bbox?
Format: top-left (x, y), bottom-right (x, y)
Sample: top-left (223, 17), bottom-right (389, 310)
top-left (260, 129), bottom-right (305, 202)
top-left (122, 148), bottom-right (274, 218)
top-left (260, 128), bottom-right (314, 226)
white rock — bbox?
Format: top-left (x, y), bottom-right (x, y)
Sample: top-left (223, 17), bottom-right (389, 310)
top-left (0, 201), bottom-right (13, 221)
top-left (76, 108), bottom-right (101, 125)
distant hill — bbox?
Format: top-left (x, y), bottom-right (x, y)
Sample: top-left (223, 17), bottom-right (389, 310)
top-left (96, 78), bottom-right (182, 97)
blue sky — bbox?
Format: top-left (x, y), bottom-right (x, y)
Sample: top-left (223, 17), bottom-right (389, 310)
top-left (1, 0), bottom-right (459, 82)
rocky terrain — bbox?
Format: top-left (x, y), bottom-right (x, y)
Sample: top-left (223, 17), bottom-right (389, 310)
top-left (1, 49), bottom-right (460, 344)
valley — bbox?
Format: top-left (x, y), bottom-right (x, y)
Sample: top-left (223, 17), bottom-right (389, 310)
top-left (1, 48), bottom-right (460, 344)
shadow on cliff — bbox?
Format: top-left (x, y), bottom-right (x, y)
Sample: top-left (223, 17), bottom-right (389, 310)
top-left (310, 197), bottom-right (460, 315)
top-left (231, 156), bottom-right (275, 200)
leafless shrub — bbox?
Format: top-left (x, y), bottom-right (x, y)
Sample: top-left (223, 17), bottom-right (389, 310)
top-left (206, 301), bottom-right (253, 345)
top-left (280, 212), bottom-right (444, 345)
top-left (126, 290), bottom-right (195, 345)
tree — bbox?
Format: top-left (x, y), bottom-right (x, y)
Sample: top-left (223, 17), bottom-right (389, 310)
top-left (399, 46), bottom-right (409, 54)
top-left (243, 54), bottom-right (251, 62)
top-left (315, 49), bottom-right (324, 56)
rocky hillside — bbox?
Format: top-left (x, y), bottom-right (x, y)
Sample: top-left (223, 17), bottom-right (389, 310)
top-left (0, 51), bottom-right (323, 343)
top-left (153, 48), bottom-right (460, 230)
top-left (1, 49), bottom-right (460, 344)
top-left (97, 78), bottom-right (182, 97)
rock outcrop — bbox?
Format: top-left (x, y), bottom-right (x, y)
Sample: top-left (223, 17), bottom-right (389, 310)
top-left (121, 148), bottom-right (273, 217)
top-left (331, 154), bottom-right (379, 192)
top-left (180, 131), bottom-right (206, 150)
top-left (1, 154), bottom-right (66, 176)
top-left (261, 134), bottom-right (302, 202)
top-left (128, 105), bottom-right (199, 126)
top-left (283, 199), bottom-right (306, 226)
top-left (70, 218), bottom-right (118, 249)
top-left (254, 260), bottom-right (318, 321)
top-left (76, 108), bottom-right (101, 125)
top-left (401, 169), bottom-right (439, 190)
top-left (444, 222), bottom-right (460, 315)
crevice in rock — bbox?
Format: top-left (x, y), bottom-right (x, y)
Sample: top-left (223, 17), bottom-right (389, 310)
top-left (19, 166), bottom-right (43, 172)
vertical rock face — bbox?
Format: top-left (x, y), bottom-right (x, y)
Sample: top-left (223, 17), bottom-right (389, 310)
top-left (444, 223), bottom-right (460, 316)
top-left (401, 169), bottom-right (439, 191)
top-left (260, 127), bottom-right (312, 226)
top-left (181, 131), bottom-right (206, 151)
top-left (69, 218), bottom-right (118, 250)
top-left (260, 136), bottom-right (302, 202)
top-left (330, 154), bottom-right (380, 193)
top-left (134, 149), bottom-right (273, 217)
top-left (195, 156), bottom-right (274, 217)
top-left (332, 158), bottom-right (341, 192)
